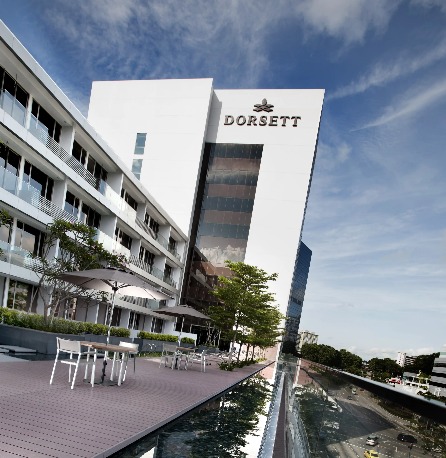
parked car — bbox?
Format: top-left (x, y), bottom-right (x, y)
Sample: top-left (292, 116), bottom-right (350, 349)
top-left (366, 436), bottom-right (379, 446)
top-left (397, 434), bottom-right (417, 444)
top-left (364, 450), bottom-right (379, 458)
top-left (347, 395), bottom-right (353, 400)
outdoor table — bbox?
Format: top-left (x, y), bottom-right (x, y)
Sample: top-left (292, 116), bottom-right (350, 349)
top-left (175, 346), bottom-right (196, 369)
top-left (80, 341), bottom-right (133, 386)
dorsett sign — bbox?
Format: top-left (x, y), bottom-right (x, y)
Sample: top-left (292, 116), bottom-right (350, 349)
top-left (224, 99), bottom-right (301, 127)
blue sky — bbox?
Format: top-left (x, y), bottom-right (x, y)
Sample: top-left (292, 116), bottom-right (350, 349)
top-left (2, 0), bottom-right (445, 360)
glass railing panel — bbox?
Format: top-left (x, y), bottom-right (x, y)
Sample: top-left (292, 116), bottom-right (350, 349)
top-left (0, 91), bottom-right (27, 127)
top-left (150, 264), bottom-right (164, 280)
top-left (0, 165), bottom-right (19, 194)
top-left (285, 358), bottom-right (446, 458)
top-left (163, 275), bottom-right (177, 288)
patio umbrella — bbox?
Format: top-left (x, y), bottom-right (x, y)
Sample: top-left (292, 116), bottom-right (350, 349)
top-left (59, 268), bottom-right (171, 344)
top-left (155, 304), bottom-right (211, 344)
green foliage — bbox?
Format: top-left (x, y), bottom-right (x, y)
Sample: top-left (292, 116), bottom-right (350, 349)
top-left (109, 327), bottom-right (131, 337)
top-left (209, 261), bottom-right (283, 363)
top-left (155, 375), bottom-right (271, 457)
top-left (137, 331), bottom-right (178, 342)
top-left (404, 352), bottom-right (440, 375)
top-left (180, 337), bottom-right (195, 344)
top-left (281, 340), bottom-right (299, 356)
top-left (0, 308), bottom-right (129, 336)
top-left (301, 343), bottom-right (363, 375)
top-left (368, 357), bottom-right (403, 381)
top-left (30, 219), bottom-right (126, 320)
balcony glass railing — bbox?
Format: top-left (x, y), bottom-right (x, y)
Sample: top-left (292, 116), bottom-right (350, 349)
top-left (167, 244), bottom-right (181, 261)
top-left (135, 217), bottom-right (170, 251)
top-left (117, 295), bottom-right (160, 309)
top-left (163, 274), bottom-right (177, 288)
top-left (0, 91), bottom-right (27, 127)
top-left (128, 254), bottom-right (164, 281)
top-left (0, 164), bottom-right (78, 224)
top-left (0, 240), bottom-right (42, 271)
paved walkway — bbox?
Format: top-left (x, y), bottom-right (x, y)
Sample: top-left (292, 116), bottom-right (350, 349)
top-left (0, 356), bottom-right (273, 457)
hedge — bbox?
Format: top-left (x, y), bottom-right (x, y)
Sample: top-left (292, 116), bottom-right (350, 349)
top-left (0, 308), bottom-right (130, 337)
top-left (137, 331), bottom-right (177, 342)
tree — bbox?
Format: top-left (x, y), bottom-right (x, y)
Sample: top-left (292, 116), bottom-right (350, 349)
top-left (30, 219), bottom-right (126, 320)
top-left (368, 357), bottom-right (402, 382)
top-left (405, 353), bottom-right (439, 375)
top-left (209, 261), bottom-right (283, 363)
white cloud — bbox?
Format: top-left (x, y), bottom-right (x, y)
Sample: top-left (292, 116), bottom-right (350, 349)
top-left (411, 0), bottom-right (446, 13)
top-left (294, 0), bottom-right (400, 44)
top-left (329, 37), bottom-right (446, 100)
top-left (357, 79), bottom-right (446, 129)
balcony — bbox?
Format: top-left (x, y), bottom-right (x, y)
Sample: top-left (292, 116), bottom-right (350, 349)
top-left (163, 274), bottom-right (177, 289)
top-left (135, 216), bottom-right (169, 251)
top-left (128, 254), bottom-right (164, 281)
top-left (0, 240), bottom-right (42, 272)
top-left (0, 91), bottom-right (27, 127)
top-left (0, 164), bottom-right (78, 224)
top-left (167, 244), bottom-right (181, 261)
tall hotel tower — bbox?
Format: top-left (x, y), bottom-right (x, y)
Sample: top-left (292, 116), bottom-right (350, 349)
top-left (88, 81), bottom-right (324, 337)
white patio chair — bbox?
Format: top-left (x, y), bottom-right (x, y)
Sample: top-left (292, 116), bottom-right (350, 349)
top-left (159, 343), bottom-right (180, 370)
top-left (188, 349), bottom-right (207, 372)
top-left (49, 338), bottom-right (96, 389)
top-left (112, 341), bottom-right (139, 382)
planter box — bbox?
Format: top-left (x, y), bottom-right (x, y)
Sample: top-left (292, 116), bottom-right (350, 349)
top-left (0, 324), bottom-right (134, 354)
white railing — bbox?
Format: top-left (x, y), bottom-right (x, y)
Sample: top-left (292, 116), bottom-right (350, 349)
top-left (0, 240), bottom-right (42, 271)
top-left (0, 164), bottom-right (78, 223)
top-left (0, 91), bottom-right (27, 127)
top-left (127, 254), bottom-right (164, 280)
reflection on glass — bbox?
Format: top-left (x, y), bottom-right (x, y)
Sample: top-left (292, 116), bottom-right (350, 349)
top-left (111, 375), bottom-right (272, 458)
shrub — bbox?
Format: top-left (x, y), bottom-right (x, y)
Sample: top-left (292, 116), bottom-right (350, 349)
top-left (137, 331), bottom-right (178, 342)
top-left (0, 309), bottom-right (129, 337)
top-left (110, 327), bottom-right (131, 337)
top-left (218, 361), bottom-right (235, 371)
top-left (180, 337), bottom-right (195, 344)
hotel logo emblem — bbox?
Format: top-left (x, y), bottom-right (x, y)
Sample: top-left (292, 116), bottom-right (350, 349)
top-left (253, 99), bottom-right (274, 112)
top-left (223, 99), bottom-right (301, 127)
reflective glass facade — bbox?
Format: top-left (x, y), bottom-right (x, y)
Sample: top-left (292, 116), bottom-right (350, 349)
top-left (196, 143), bottom-right (263, 267)
top-left (284, 241), bottom-right (312, 344)
top-left (181, 143), bottom-right (263, 321)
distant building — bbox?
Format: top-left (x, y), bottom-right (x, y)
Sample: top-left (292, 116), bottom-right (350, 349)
top-left (283, 242), bottom-right (312, 347)
top-left (396, 352), bottom-right (406, 367)
top-left (429, 351), bottom-right (446, 397)
top-left (404, 355), bottom-right (417, 367)
top-left (297, 330), bottom-right (318, 351)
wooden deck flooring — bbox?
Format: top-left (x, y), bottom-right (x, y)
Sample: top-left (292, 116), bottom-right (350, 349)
top-left (0, 356), bottom-right (273, 457)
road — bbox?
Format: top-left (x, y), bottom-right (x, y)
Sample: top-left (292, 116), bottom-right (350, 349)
top-left (317, 386), bottom-right (431, 458)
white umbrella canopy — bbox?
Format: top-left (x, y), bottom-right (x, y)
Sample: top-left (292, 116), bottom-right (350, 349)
top-left (58, 268), bottom-right (170, 300)
top-left (156, 304), bottom-right (211, 344)
top-left (59, 268), bottom-right (172, 343)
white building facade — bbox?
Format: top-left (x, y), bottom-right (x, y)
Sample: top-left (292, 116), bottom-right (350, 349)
top-left (0, 21), bottom-right (186, 337)
top-left (88, 80), bottom-right (324, 329)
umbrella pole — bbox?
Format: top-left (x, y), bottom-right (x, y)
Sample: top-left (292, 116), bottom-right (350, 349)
top-left (101, 287), bottom-right (117, 383)
top-left (178, 316), bottom-right (184, 345)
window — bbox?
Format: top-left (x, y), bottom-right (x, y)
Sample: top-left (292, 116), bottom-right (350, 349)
top-left (0, 66), bottom-right (29, 125)
top-left (64, 191), bottom-right (80, 217)
top-left (15, 221), bottom-right (45, 256)
top-left (151, 317), bottom-right (163, 333)
top-left (115, 227), bottom-right (132, 250)
top-left (134, 133), bottom-right (147, 155)
top-left (144, 212), bottom-right (159, 234)
top-left (139, 246), bottom-right (155, 266)
top-left (7, 280), bottom-right (37, 312)
top-left (80, 203), bottom-right (101, 228)
top-left (121, 188), bottom-right (138, 211)
top-left (31, 100), bottom-right (61, 142)
top-left (72, 141), bottom-right (87, 165)
top-left (132, 159), bottom-right (143, 180)
top-left (23, 161), bottom-right (54, 200)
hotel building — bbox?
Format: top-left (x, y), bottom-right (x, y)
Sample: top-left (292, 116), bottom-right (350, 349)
top-left (0, 19), bottom-right (324, 344)
top-left (88, 79), bottom-right (324, 340)
top-left (0, 21), bottom-right (186, 338)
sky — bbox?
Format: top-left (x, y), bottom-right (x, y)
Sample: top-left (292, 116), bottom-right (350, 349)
top-left (2, 0), bottom-right (445, 360)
